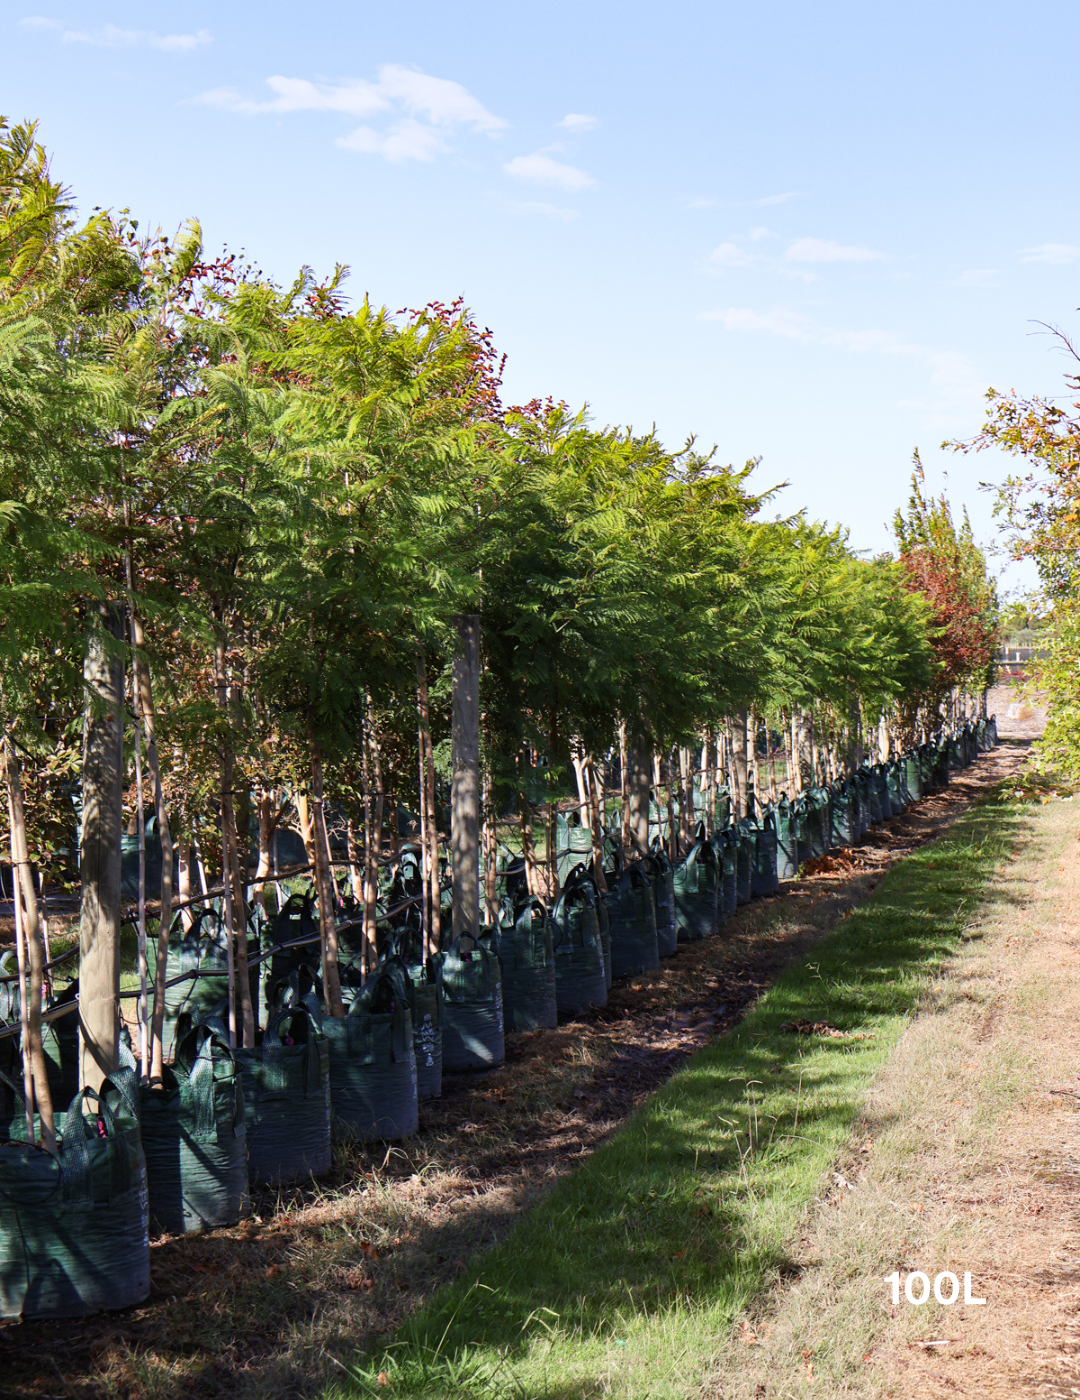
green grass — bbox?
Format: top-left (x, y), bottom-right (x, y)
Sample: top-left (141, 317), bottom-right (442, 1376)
top-left (332, 789), bottom-right (1026, 1400)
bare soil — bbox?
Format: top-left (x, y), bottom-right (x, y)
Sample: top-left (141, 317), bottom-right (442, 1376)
top-left (0, 744), bottom-right (1028, 1400)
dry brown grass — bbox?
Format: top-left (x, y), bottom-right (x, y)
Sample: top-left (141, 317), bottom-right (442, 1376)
top-left (697, 761), bottom-right (1080, 1400)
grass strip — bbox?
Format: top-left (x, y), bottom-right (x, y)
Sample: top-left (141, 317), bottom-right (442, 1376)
top-left (334, 789), bottom-right (1027, 1400)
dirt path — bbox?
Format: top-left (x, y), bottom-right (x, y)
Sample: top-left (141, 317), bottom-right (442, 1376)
top-left (699, 750), bottom-right (1080, 1400)
top-left (2, 743), bottom-right (1030, 1400)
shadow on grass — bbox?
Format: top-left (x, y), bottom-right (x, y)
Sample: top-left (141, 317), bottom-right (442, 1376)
top-left (333, 796), bottom-right (1030, 1400)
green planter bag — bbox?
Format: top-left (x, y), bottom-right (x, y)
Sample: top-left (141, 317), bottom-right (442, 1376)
top-left (752, 810), bottom-right (780, 897)
top-left (0, 1080), bottom-right (149, 1319)
top-left (873, 764), bottom-right (893, 820)
top-left (550, 868), bottom-right (607, 1016)
top-left (902, 755), bottom-right (922, 803)
top-left (863, 766), bottom-right (883, 824)
top-left (713, 828), bottom-right (738, 914)
top-left (497, 898), bottom-right (557, 1032)
top-left (438, 936), bottom-right (505, 1072)
top-left (643, 847), bottom-right (678, 956)
top-left (140, 1020), bottom-right (249, 1235)
top-left (323, 968), bottom-right (418, 1142)
top-left (386, 958), bottom-right (442, 1101)
top-left (829, 781), bottom-right (855, 846)
top-left (603, 863), bottom-right (659, 980)
top-left (735, 822), bottom-right (755, 904)
top-left (673, 837), bottom-right (717, 941)
top-left (805, 788), bottom-right (830, 857)
top-left (234, 1005), bottom-right (331, 1187)
top-left (773, 798), bottom-right (799, 880)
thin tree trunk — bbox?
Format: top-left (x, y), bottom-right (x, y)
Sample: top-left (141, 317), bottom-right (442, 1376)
top-left (215, 635), bottom-right (254, 1047)
top-left (618, 719), bottom-right (630, 864)
top-left (416, 648), bottom-right (441, 958)
top-left (363, 695), bottom-right (386, 970)
top-left (703, 734), bottom-right (716, 837)
top-left (749, 707), bottom-right (760, 817)
top-left (79, 608), bottom-right (124, 1096)
top-left (177, 845), bottom-right (194, 931)
top-left (767, 719), bottom-right (779, 805)
top-left (665, 752), bottom-right (678, 860)
top-left (572, 742), bottom-right (590, 829)
top-left (520, 798), bottom-right (538, 899)
top-left (7, 786), bottom-right (35, 1146)
top-left (131, 668), bottom-right (148, 1079)
top-left (4, 736), bottom-right (54, 1151)
top-left (482, 767), bottom-right (497, 921)
top-left (585, 756), bottom-right (609, 893)
top-left (294, 792), bottom-right (316, 866)
top-left (346, 817), bottom-right (363, 907)
top-left (253, 789), bottom-right (273, 914)
top-left (36, 870), bottom-right (52, 994)
top-left (307, 715), bottom-right (344, 1015)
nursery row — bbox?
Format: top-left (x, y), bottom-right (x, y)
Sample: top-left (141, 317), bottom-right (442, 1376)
top-left (0, 717), bottom-right (995, 1320)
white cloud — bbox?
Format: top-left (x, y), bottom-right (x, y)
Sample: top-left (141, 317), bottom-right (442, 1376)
top-left (558, 113), bottom-right (598, 131)
top-left (687, 197), bottom-right (719, 209)
top-left (1020, 243), bottom-right (1080, 265)
top-left (18, 16), bottom-right (61, 30)
top-left (60, 24), bottom-right (211, 51)
top-left (709, 242), bottom-right (766, 270)
top-left (195, 65), bottom-right (505, 162)
top-left (785, 237), bottom-right (886, 264)
top-left (203, 66), bottom-right (506, 129)
top-left (701, 304), bottom-right (984, 429)
top-left (955, 268), bottom-right (1000, 286)
top-left (503, 152), bottom-right (595, 190)
top-left (199, 75), bottom-right (388, 118)
top-left (748, 226), bottom-right (772, 242)
top-left (755, 191), bottom-right (799, 206)
top-left (338, 120), bottom-right (449, 163)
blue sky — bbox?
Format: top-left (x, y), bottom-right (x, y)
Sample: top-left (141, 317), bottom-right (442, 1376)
top-left (6, 1), bottom-right (1078, 593)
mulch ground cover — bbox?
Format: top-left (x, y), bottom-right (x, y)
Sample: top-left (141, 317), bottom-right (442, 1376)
top-left (0, 743), bottom-right (1028, 1400)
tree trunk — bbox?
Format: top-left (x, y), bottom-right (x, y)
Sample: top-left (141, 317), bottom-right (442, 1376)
top-left (252, 789), bottom-right (273, 914)
top-left (308, 716), bottom-right (344, 1015)
top-left (363, 694), bottom-right (386, 972)
top-left (451, 615), bottom-right (481, 933)
top-left (294, 792), bottom-right (316, 866)
top-left (585, 756), bottom-right (609, 893)
top-left (520, 798), bottom-right (538, 899)
top-left (748, 707), bottom-right (760, 816)
top-left (733, 708), bottom-right (749, 819)
top-left (571, 743), bottom-right (590, 829)
top-left (626, 745), bottom-right (651, 859)
top-left (703, 734), bottom-right (716, 837)
top-left (131, 612), bottom-right (175, 1082)
top-left (4, 735), bottom-right (55, 1151)
top-left (215, 635), bottom-right (254, 1048)
top-left (416, 648), bottom-right (441, 959)
top-left (78, 608), bottom-right (124, 1096)
top-left (664, 752), bottom-right (678, 860)
top-left (618, 719), bottom-right (630, 864)
top-left (346, 817), bottom-right (363, 907)
top-left (482, 767), bottom-right (498, 921)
